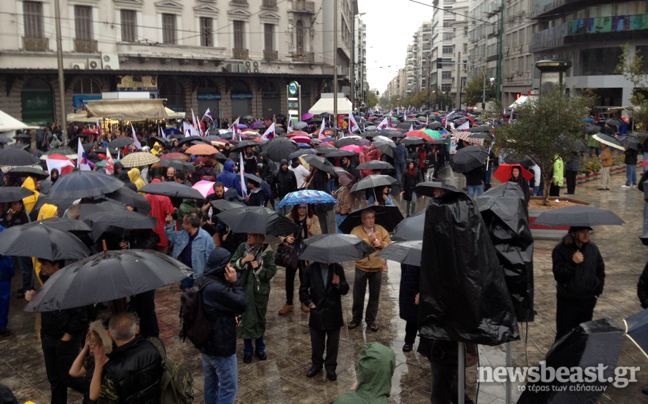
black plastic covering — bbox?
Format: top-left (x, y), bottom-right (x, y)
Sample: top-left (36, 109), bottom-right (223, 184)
top-left (419, 191), bottom-right (519, 345)
top-left (478, 182), bottom-right (535, 322)
top-left (517, 318), bottom-right (624, 404)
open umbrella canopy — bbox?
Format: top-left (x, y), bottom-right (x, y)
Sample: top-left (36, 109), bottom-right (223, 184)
top-left (230, 140), bottom-right (258, 153)
top-left (210, 199), bottom-right (246, 211)
top-left (0, 224), bottom-right (90, 261)
top-left (0, 148), bottom-right (37, 166)
top-left (391, 210), bottom-right (425, 241)
top-left (7, 166), bottom-right (49, 180)
top-left (338, 205), bottom-right (404, 234)
top-left (621, 136), bottom-right (641, 150)
top-left (24, 249), bottom-right (192, 312)
top-left (192, 180), bottom-right (216, 198)
top-left (502, 155), bottom-right (535, 169)
top-left (24, 217), bottom-right (92, 233)
top-left (401, 137), bottom-right (425, 147)
top-left (325, 149), bottom-right (357, 158)
top-left (277, 190), bottom-right (339, 209)
top-left (376, 240), bottom-right (422, 266)
top-left (43, 147), bottom-right (77, 160)
top-left (83, 209), bottom-right (156, 230)
top-left (288, 149), bottom-right (317, 160)
top-left (624, 308), bottom-right (648, 358)
top-left (216, 206), bottom-right (300, 236)
top-left (104, 186), bottom-right (152, 214)
top-left (121, 152), bottom-right (159, 167)
top-left (335, 138), bottom-right (361, 148)
top-left (140, 181), bottom-right (204, 200)
top-left (298, 234), bottom-right (374, 263)
top-left (373, 141), bottom-right (395, 158)
top-left (302, 113), bottom-right (314, 121)
top-left (302, 154), bottom-right (337, 176)
top-left (592, 134), bottom-right (624, 151)
top-left (412, 181), bottom-right (461, 198)
top-left (107, 137), bottom-right (133, 149)
top-left (261, 137), bottom-right (300, 162)
top-left (159, 152), bottom-right (190, 161)
top-left (449, 145), bottom-right (489, 173)
top-left (156, 159), bottom-right (195, 172)
top-left (534, 205), bottom-right (625, 228)
top-left (350, 175), bottom-right (397, 193)
top-left (293, 121), bottom-right (308, 130)
top-left (356, 160), bottom-right (394, 170)
top-left (185, 144), bottom-right (219, 156)
top-left (0, 187), bottom-right (34, 203)
top-left (48, 171), bottom-right (124, 200)
top-left (493, 164), bottom-right (534, 183)
top-left (340, 145), bottom-right (363, 154)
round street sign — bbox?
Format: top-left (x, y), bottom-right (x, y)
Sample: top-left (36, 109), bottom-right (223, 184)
top-left (288, 81), bottom-right (299, 96)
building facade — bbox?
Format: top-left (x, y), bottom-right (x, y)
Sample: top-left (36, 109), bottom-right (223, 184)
top-left (353, 17), bottom-right (368, 107)
top-left (0, 0), bottom-right (357, 124)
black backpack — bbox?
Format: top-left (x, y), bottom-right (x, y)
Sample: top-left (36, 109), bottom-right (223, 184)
top-left (180, 276), bottom-right (215, 349)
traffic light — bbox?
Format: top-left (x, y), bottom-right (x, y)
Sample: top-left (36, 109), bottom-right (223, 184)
top-left (437, 58), bottom-right (443, 69)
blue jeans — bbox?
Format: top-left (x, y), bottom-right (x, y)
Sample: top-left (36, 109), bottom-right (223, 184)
top-left (644, 202), bottom-right (648, 235)
top-left (0, 279), bottom-right (10, 330)
top-left (202, 354), bottom-right (238, 404)
top-left (533, 185), bottom-right (541, 196)
top-left (644, 153), bottom-right (648, 173)
top-left (243, 335), bottom-right (265, 356)
top-left (335, 214), bottom-right (347, 234)
top-left (626, 164), bottom-right (637, 186)
top-left (483, 167), bottom-right (492, 191)
top-left (395, 162), bottom-right (406, 186)
top-left (467, 185), bottom-right (483, 198)
top-left (405, 192), bottom-right (417, 217)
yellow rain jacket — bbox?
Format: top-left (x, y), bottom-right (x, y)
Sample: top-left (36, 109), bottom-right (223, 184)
top-left (128, 168), bottom-right (146, 191)
top-left (21, 176), bottom-right (40, 214)
top-left (33, 203), bottom-right (58, 285)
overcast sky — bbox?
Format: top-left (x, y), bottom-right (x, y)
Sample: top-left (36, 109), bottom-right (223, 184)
top-left (357, 0), bottom-right (435, 94)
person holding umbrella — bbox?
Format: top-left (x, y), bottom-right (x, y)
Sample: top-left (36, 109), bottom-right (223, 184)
top-left (278, 204), bottom-right (322, 315)
top-left (552, 226), bottom-right (605, 341)
top-left (348, 208), bottom-right (392, 332)
top-left (273, 160), bottom-right (297, 215)
top-left (231, 233), bottom-right (277, 363)
top-left (246, 176), bottom-right (268, 207)
top-left (508, 165), bottom-right (530, 206)
top-left (1, 199), bottom-right (33, 299)
top-left (622, 144), bottom-right (638, 188)
top-left (598, 143), bottom-right (613, 191)
top-left (400, 160), bottom-right (424, 217)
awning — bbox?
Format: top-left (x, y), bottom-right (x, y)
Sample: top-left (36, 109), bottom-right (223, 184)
top-left (85, 99), bottom-right (169, 120)
top-left (68, 106), bottom-right (183, 122)
top-left (309, 93), bottom-right (353, 115)
top-left (508, 95), bottom-right (537, 110)
top-left (0, 109), bottom-right (30, 132)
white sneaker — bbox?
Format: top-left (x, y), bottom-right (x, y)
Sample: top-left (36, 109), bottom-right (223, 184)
top-left (621, 185), bottom-right (630, 188)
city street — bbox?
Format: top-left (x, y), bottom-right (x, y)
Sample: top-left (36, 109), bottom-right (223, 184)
top-left (2, 166), bottom-right (648, 403)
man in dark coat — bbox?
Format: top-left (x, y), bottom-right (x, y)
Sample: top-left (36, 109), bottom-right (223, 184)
top-left (341, 156), bottom-right (360, 181)
top-left (300, 261), bottom-right (349, 381)
top-left (552, 226), bottom-right (605, 341)
top-left (200, 247), bottom-right (247, 403)
top-left (273, 160), bottom-right (297, 214)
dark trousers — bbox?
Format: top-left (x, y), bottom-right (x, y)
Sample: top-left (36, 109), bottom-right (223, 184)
top-left (549, 183), bottom-right (560, 197)
top-left (41, 333), bottom-right (87, 404)
top-left (19, 256), bottom-right (34, 291)
top-left (555, 296), bottom-right (597, 341)
top-left (405, 321), bottom-right (418, 345)
top-left (309, 327), bottom-right (341, 374)
top-left (566, 170), bottom-right (577, 194)
top-left (352, 268), bottom-right (382, 323)
top-left (284, 262), bottom-right (304, 305)
top-left (130, 290), bottom-right (159, 338)
top-left (429, 357), bottom-right (475, 404)
top-left (314, 205), bottom-right (329, 234)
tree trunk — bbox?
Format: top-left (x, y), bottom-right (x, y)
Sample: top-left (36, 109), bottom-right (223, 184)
top-left (542, 170), bottom-right (552, 206)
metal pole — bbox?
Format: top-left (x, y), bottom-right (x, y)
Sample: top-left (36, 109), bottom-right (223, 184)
top-left (458, 342), bottom-right (465, 404)
top-left (428, 54), bottom-right (431, 109)
top-left (333, 0), bottom-right (338, 129)
top-left (506, 341), bottom-right (512, 404)
top-left (350, 14), bottom-right (355, 109)
top-left (496, 0), bottom-right (504, 104)
top-left (54, 0), bottom-right (67, 144)
top-left (456, 52), bottom-right (461, 110)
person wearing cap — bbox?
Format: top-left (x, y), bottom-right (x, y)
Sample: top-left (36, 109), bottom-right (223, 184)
top-left (246, 177), bottom-right (267, 207)
top-left (552, 226), bottom-right (605, 341)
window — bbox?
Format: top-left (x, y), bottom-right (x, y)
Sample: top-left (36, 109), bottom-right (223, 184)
top-left (264, 24), bottom-right (274, 51)
top-left (200, 17), bottom-right (213, 47)
top-left (442, 84), bottom-right (452, 92)
top-left (442, 71), bottom-right (452, 79)
top-left (72, 78), bottom-right (101, 94)
top-left (443, 32), bottom-right (453, 41)
top-left (296, 20), bottom-right (304, 54)
top-left (75, 5), bottom-right (92, 41)
top-left (233, 21), bottom-right (245, 50)
top-left (23, 1), bottom-right (43, 38)
top-left (162, 14), bottom-right (176, 44)
top-left (121, 10), bottom-right (136, 42)
top-left (443, 46), bottom-right (454, 54)
top-left (580, 47), bottom-right (622, 75)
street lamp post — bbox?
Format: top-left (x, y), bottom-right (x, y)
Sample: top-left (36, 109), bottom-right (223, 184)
top-left (333, 0), bottom-right (338, 128)
top-left (54, 0), bottom-right (67, 143)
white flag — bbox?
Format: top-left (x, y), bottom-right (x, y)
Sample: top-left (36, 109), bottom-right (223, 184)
top-left (261, 122), bottom-right (276, 140)
top-left (131, 123), bottom-right (142, 150)
top-left (457, 121), bottom-right (470, 131)
top-left (77, 138), bottom-right (91, 171)
top-left (409, 124), bottom-right (413, 133)
top-left (348, 111), bottom-right (360, 136)
top-left (318, 118), bottom-right (326, 139)
top-left (239, 152), bottom-right (247, 197)
top-left (105, 147), bottom-right (115, 175)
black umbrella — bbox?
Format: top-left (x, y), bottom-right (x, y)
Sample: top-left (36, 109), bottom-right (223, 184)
top-left (288, 149), bottom-right (317, 160)
top-left (298, 234), bottom-right (374, 263)
top-left (0, 187), bottom-right (34, 203)
top-left (376, 240), bottom-right (422, 266)
top-left (449, 145), bottom-right (488, 173)
top-left (571, 138), bottom-right (589, 152)
top-left (634, 132), bottom-right (648, 137)
top-left (302, 154), bottom-right (337, 176)
top-left (592, 133), bottom-right (624, 151)
top-left (140, 181), bottom-right (204, 200)
top-left (467, 126), bottom-right (490, 133)
top-left (0, 136), bottom-right (12, 144)
top-left (427, 122), bottom-right (445, 130)
top-left (210, 199), bottom-right (246, 211)
top-left (502, 155), bottom-right (535, 169)
top-left (83, 209), bottom-right (157, 241)
top-left (107, 137), bottom-right (134, 149)
top-left (158, 159), bottom-right (195, 172)
top-left (338, 205), bottom-right (404, 234)
top-left (377, 129), bottom-right (402, 137)
top-left (624, 308), bottom-right (648, 358)
top-left (640, 233), bottom-right (648, 246)
top-left (350, 175), bottom-right (397, 193)
top-left (0, 224), bottom-right (90, 261)
top-left (336, 138), bottom-right (361, 148)
top-left (605, 118), bottom-right (624, 127)
top-left (621, 136), bottom-right (641, 150)
top-left (412, 181), bottom-right (461, 198)
top-left (24, 249), bottom-right (192, 312)
top-left (401, 137), bottom-right (425, 147)
top-left (261, 137), bottom-right (299, 162)
top-left (534, 205), bottom-right (625, 227)
top-left (391, 210), bottom-right (425, 241)
top-left (356, 160), bottom-right (394, 170)
top-left (373, 141), bottom-right (395, 158)
top-left (48, 171), bottom-right (124, 200)
top-left (230, 140), bottom-right (258, 153)
top-left (243, 173), bottom-right (266, 185)
top-left (585, 124), bottom-right (600, 134)
top-left (325, 149), bottom-right (357, 158)
top-left (0, 148), bottom-right (36, 166)
top-left (104, 186), bottom-right (151, 214)
top-left (517, 319), bottom-right (624, 404)
top-left (13, 133), bottom-right (32, 140)
top-left (6, 167), bottom-right (49, 180)
top-left (24, 217), bottom-right (92, 233)
top-left (178, 136), bottom-right (210, 146)
top-left (216, 206), bottom-right (300, 236)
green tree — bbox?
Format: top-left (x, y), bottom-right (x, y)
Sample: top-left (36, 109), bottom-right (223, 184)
top-left (464, 76), bottom-right (496, 106)
top-left (496, 86), bottom-right (594, 206)
top-left (615, 44), bottom-right (648, 105)
top-left (368, 91), bottom-right (379, 108)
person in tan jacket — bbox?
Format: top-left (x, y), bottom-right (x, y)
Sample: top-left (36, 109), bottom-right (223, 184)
top-left (332, 182), bottom-right (356, 234)
top-left (598, 143), bottom-right (613, 190)
top-left (348, 208), bottom-right (391, 332)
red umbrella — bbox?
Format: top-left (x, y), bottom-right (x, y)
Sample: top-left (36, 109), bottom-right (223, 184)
top-left (287, 130), bottom-right (309, 138)
top-left (493, 164), bottom-right (534, 183)
top-left (289, 135), bottom-right (312, 144)
top-left (81, 129), bottom-right (98, 135)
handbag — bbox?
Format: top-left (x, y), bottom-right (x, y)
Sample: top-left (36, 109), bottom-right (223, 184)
top-left (276, 242), bottom-right (299, 269)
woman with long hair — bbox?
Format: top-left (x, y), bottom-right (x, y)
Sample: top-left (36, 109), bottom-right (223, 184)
top-left (232, 233), bottom-right (277, 363)
top-left (509, 165), bottom-right (530, 206)
top-left (278, 204), bottom-right (322, 315)
top-left (400, 160), bottom-right (423, 217)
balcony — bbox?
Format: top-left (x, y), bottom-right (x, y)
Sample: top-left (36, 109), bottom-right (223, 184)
top-left (232, 48), bottom-right (249, 59)
top-left (293, 51), bottom-right (314, 63)
top-left (291, 0), bottom-right (315, 13)
top-left (22, 37), bottom-right (49, 52)
top-left (262, 0), bottom-right (277, 7)
top-left (263, 50), bottom-right (278, 61)
top-left (74, 39), bottom-right (98, 53)
top-left (230, 0), bottom-right (248, 5)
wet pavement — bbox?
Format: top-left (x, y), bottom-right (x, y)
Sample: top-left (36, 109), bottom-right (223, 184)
top-left (2, 166), bottom-right (648, 403)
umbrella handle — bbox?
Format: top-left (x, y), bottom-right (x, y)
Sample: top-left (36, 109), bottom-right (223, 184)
top-left (102, 239), bottom-right (107, 251)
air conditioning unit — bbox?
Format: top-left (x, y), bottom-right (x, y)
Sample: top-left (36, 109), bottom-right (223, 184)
top-left (71, 62), bottom-right (86, 70)
top-left (253, 61), bottom-right (259, 67)
top-left (88, 59), bottom-right (101, 70)
top-left (254, 67), bottom-right (259, 73)
top-left (245, 61), bottom-right (251, 67)
top-left (246, 68), bottom-right (251, 73)
top-left (101, 53), bottom-right (120, 70)
top-left (226, 63), bottom-right (244, 73)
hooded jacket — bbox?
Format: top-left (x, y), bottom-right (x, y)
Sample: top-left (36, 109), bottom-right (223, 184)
top-left (200, 248), bottom-right (247, 357)
top-left (21, 176), bottom-right (40, 213)
top-left (333, 342), bottom-right (395, 404)
top-left (127, 168), bottom-right (146, 191)
top-left (216, 160), bottom-right (242, 195)
top-left (145, 179), bottom-right (174, 247)
top-left (273, 161), bottom-right (297, 199)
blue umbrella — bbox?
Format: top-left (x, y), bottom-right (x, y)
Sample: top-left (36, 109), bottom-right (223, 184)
top-left (277, 190), bottom-right (339, 209)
